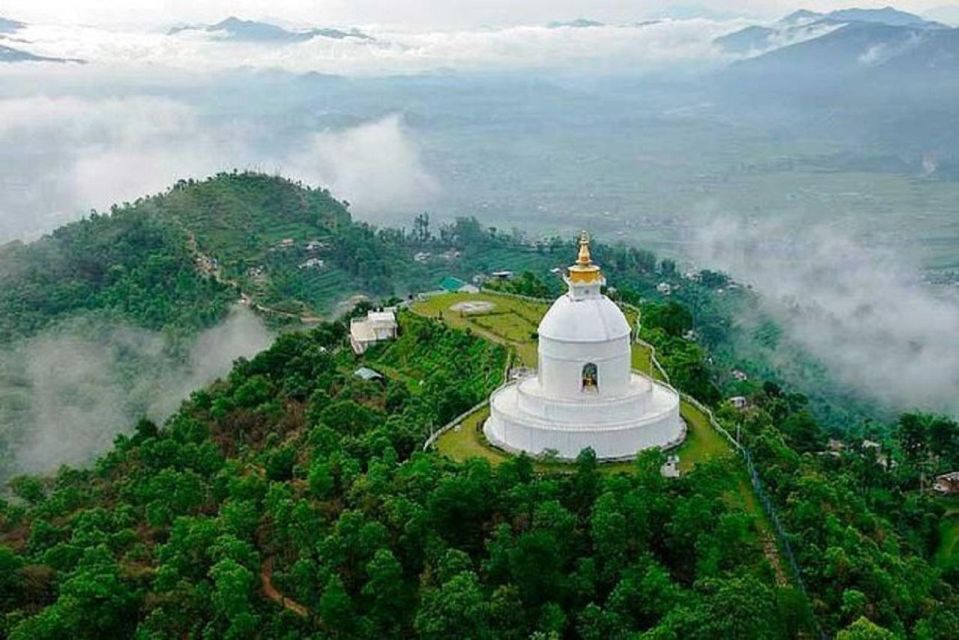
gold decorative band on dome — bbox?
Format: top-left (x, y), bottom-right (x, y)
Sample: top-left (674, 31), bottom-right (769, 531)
top-left (568, 230), bottom-right (603, 283)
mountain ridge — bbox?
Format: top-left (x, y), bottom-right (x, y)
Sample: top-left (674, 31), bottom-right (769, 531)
top-left (0, 43), bottom-right (82, 64)
top-left (167, 16), bottom-right (373, 43)
top-left (0, 174), bottom-right (956, 640)
top-left (0, 16), bottom-right (25, 33)
top-left (715, 5), bottom-right (948, 56)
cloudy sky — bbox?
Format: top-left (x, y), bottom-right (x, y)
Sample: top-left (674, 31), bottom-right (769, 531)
top-left (1, 1), bottom-right (955, 28)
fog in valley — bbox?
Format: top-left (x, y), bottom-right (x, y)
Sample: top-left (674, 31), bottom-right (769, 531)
top-left (0, 307), bottom-right (272, 477)
top-left (4, 1), bottom-right (959, 472)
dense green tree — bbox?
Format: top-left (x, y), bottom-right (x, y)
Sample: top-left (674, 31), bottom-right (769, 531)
top-left (836, 617), bottom-right (897, 640)
top-left (319, 575), bottom-right (354, 636)
top-left (415, 571), bottom-right (489, 640)
top-left (361, 548), bottom-right (410, 632)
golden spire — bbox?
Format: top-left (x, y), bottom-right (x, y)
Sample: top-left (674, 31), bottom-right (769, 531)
top-left (567, 230), bottom-right (603, 284)
top-left (577, 230), bottom-right (592, 266)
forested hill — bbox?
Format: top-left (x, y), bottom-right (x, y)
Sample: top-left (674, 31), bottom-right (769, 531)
top-left (0, 173), bottom-right (356, 343)
top-left (0, 200), bottom-right (234, 343)
top-left (0, 171), bottom-right (572, 343)
top-left (0, 310), bottom-right (802, 639)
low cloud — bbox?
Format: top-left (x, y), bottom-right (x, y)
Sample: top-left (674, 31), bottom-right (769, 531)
top-left (693, 219), bottom-right (959, 416)
top-left (8, 19), bottom-right (737, 76)
top-left (0, 306), bottom-right (272, 477)
top-left (283, 114), bottom-right (439, 213)
top-left (0, 94), bottom-right (436, 241)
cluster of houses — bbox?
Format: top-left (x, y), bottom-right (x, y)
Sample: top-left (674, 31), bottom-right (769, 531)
top-left (244, 238), bottom-right (333, 277)
top-left (299, 258), bottom-right (324, 270)
top-left (273, 238), bottom-right (330, 252)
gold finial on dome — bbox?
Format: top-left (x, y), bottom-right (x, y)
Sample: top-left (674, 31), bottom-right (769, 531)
top-left (577, 230), bottom-right (592, 266)
top-left (567, 230), bottom-right (603, 284)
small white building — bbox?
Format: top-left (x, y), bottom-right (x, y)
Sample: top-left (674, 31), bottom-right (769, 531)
top-left (729, 396), bottom-right (749, 410)
top-left (862, 439), bottom-right (882, 452)
top-left (350, 309), bottom-right (398, 354)
top-left (414, 251), bottom-right (431, 263)
top-left (299, 258), bottom-right (325, 270)
top-left (731, 369), bottom-right (749, 382)
top-left (656, 282), bottom-right (672, 295)
top-left (439, 249), bottom-right (461, 261)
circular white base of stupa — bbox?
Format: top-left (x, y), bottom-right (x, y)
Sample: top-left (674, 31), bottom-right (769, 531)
top-left (483, 373), bottom-right (685, 461)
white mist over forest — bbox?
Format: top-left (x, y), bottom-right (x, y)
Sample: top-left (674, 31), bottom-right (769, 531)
top-left (0, 96), bottom-right (435, 240)
top-left (693, 219), bottom-right (959, 416)
top-left (0, 307), bottom-right (271, 476)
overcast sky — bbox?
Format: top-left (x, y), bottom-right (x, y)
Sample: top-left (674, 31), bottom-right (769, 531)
top-left (1, 1), bottom-right (955, 28)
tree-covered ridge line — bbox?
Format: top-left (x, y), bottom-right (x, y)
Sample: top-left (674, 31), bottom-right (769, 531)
top-left (0, 173), bottom-right (587, 342)
top-left (0, 311), bottom-right (798, 639)
top-left (0, 206), bottom-right (235, 343)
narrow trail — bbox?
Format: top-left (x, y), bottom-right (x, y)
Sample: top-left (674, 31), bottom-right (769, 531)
top-left (260, 556), bottom-right (309, 618)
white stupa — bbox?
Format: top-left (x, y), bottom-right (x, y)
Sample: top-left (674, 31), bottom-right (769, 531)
top-left (484, 232), bottom-right (685, 460)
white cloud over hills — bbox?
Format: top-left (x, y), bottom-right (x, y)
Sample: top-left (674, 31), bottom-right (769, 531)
top-left (0, 95), bottom-right (436, 241)
top-left (694, 219), bottom-right (959, 416)
top-left (4, 18), bottom-right (740, 76)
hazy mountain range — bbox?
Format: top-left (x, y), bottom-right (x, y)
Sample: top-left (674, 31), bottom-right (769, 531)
top-left (715, 7), bottom-right (948, 56)
top-left (0, 16), bottom-right (25, 33)
top-left (167, 16), bottom-right (373, 43)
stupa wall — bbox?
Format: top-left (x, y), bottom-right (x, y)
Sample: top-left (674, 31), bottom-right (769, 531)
top-left (538, 334), bottom-right (632, 397)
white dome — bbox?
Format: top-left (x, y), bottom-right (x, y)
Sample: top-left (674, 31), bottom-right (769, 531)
top-left (538, 294), bottom-right (631, 343)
